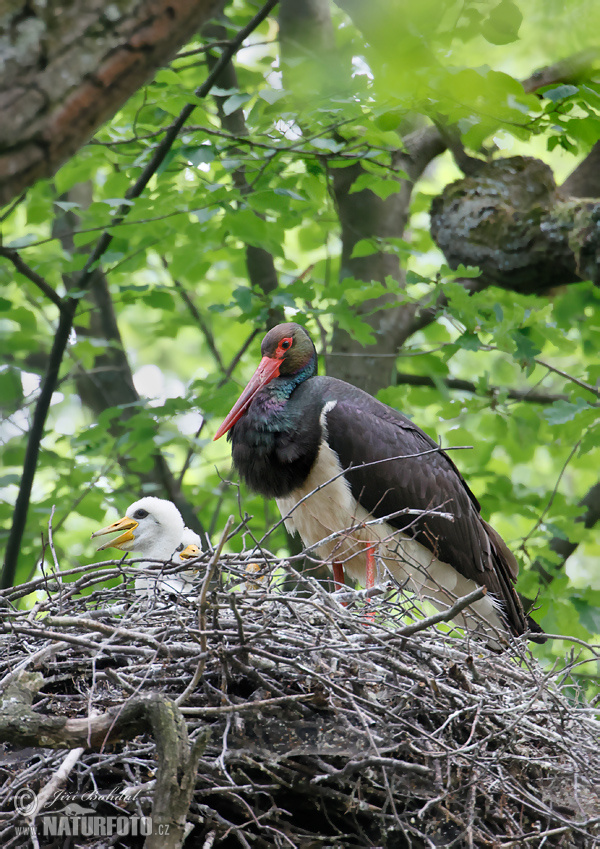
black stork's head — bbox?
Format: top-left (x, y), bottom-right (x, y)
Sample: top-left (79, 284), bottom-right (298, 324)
top-left (214, 322), bottom-right (317, 440)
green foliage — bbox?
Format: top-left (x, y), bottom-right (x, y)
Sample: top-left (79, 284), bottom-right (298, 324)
top-left (1, 0), bottom-right (599, 689)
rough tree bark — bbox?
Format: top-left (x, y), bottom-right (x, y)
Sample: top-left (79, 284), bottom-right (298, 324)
top-left (0, 0), bottom-right (222, 206)
top-left (430, 156), bottom-right (600, 293)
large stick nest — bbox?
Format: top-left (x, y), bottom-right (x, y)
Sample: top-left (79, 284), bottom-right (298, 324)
top-left (0, 545), bottom-right (599, 848)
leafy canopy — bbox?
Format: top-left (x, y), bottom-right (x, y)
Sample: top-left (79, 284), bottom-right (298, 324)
top-left (1, 0), bottom-right (599, 683)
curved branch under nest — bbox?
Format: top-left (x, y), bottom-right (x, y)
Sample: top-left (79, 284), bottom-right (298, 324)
top-left (0, 550), bottom-right (599, 848)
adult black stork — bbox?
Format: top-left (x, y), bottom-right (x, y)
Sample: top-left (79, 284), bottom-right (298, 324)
top-left (214, 322), bottom-right (544, 646)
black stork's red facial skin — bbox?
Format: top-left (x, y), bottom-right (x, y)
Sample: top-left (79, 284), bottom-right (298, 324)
top-left (214, 323), bottom-right (317, 440)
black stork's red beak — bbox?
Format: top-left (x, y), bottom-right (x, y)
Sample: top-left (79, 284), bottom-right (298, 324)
top-left (214, 355), bottom-right (282, 440)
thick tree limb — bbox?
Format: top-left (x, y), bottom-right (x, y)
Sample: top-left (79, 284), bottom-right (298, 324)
top-left (521, 48), bottom-right (600, 93)
top-left (394, 372), bottom-right (569, 405)
top-left (428, 52), bottom-right (600, 295)
top-left (0, 670), bottom-right (207, 849)
top-left (430, 156), bottom-right (600, 294)
top-left (561, 140), bottom-right (600, 199)
top-left (0, 0), bottom-right (223, 207)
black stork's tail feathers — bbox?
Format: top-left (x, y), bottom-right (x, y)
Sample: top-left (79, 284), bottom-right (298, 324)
top-left (526, 615), bottom-right (547, 643)
top-left (482, 520), bottom-right (546, 643)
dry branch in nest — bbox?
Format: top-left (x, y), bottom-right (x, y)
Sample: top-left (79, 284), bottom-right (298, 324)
top-left (0, 542), bottom-right (599, 849)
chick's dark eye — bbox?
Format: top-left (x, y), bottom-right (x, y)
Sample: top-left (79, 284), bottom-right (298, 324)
top-left (176, 543), bottom-right (184, 552)
top-left (133, 509), bottom-right (149, 519)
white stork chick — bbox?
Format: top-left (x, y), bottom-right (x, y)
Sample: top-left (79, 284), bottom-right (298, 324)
top-left (91, 497), bottom-right (200, 596)
top-left (175, 527), bottom-right (203, 592)
top-left (179, 536), bottom-right (202, 564)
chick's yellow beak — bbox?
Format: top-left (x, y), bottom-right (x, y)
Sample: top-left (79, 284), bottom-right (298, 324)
top-left (179, 544), bottom-right (201, 561)
top-left (91, 516), bottom-right (138, 551)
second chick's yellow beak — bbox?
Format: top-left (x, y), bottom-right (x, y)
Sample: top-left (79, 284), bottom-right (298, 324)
top-left (179, 544), bottom-right (201, 561)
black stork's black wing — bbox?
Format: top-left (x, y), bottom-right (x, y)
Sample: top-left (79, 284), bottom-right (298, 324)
top-left (310, 376), bottom-right (529, 636)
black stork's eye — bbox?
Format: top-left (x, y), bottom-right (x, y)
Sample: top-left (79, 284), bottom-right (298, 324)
top-left (133, 509), bottom-right (149, 519)
top-left (176, 543), bottom-right (184, 552)
top-left (280, 338), bottom-right (292, 350)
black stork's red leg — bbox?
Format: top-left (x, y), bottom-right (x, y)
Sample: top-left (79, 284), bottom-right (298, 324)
top-left (364, 544), bottom-right (377, 621)
top-left (366, 545), bottom-right (377, 588)
top-left (332, 560), bottom-right (345, 591)
top-left (332, 560), bottom-right (347, 606)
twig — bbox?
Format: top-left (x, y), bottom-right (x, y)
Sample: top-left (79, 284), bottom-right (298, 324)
top-left (0, 247), bottom-right (65, 312)
top-left (169, 270), bottom-right (225, 373)
top-left (175, 516), bottom-right (235, 707)
top-left (395, 371), bottom-right (569, 405)
top-left (532, 356), bottom-right (600, 398)
top-left (181, 693), bottom-right (309, 716)
top-left (176, 418), bottom-right (206, 490)
top-left (47, 506), bottom-right (60, 575)
top-left (394, 586), bottom-right (486, 637)
top-left (220, 330), bottom-right (262, 386)
top-left (520, 438), bottom-right (582, 548)
top-left (31, 747), bottom-right (85, 816)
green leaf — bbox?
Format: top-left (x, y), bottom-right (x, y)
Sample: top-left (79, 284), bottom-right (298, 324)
top-left (350, 239), bottom-right (378, 259)
top-left (180, 144), bottom-right (215, 166)
top-left (53, 201), bottom-right (81, 212)
top-left (572, 598), bottom-right (600, 634)
top-left (258, 89), bottom-right (286, 104)
top-left (511, 330), bottom-right (541, 364)
top-left (227, 209), bottom-right (285, 257)
top-left (0, 473), bottom-right (21, 487)
top-left (544, 84), bottom-right (579, 102)
top-left (349, 173), bottom-right (399, 200)
top-left (145, 291), bottom-right (175, 310)
top-left (544, 398), bottom-right (592, 425)
top-left (481, 0), bottom-right (523, 45)
top-left (223, 93), bottom-right (251, 116)
top-left (0, 369), bottom-right (22, 404)
top-left (405, 270), bottom-right (432, 285)
top-left (456, 332), bottom-right (481, 351)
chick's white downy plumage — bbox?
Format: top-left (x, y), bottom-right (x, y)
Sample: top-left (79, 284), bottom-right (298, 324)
top-left (91, 497), bottom-right (200, 596)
